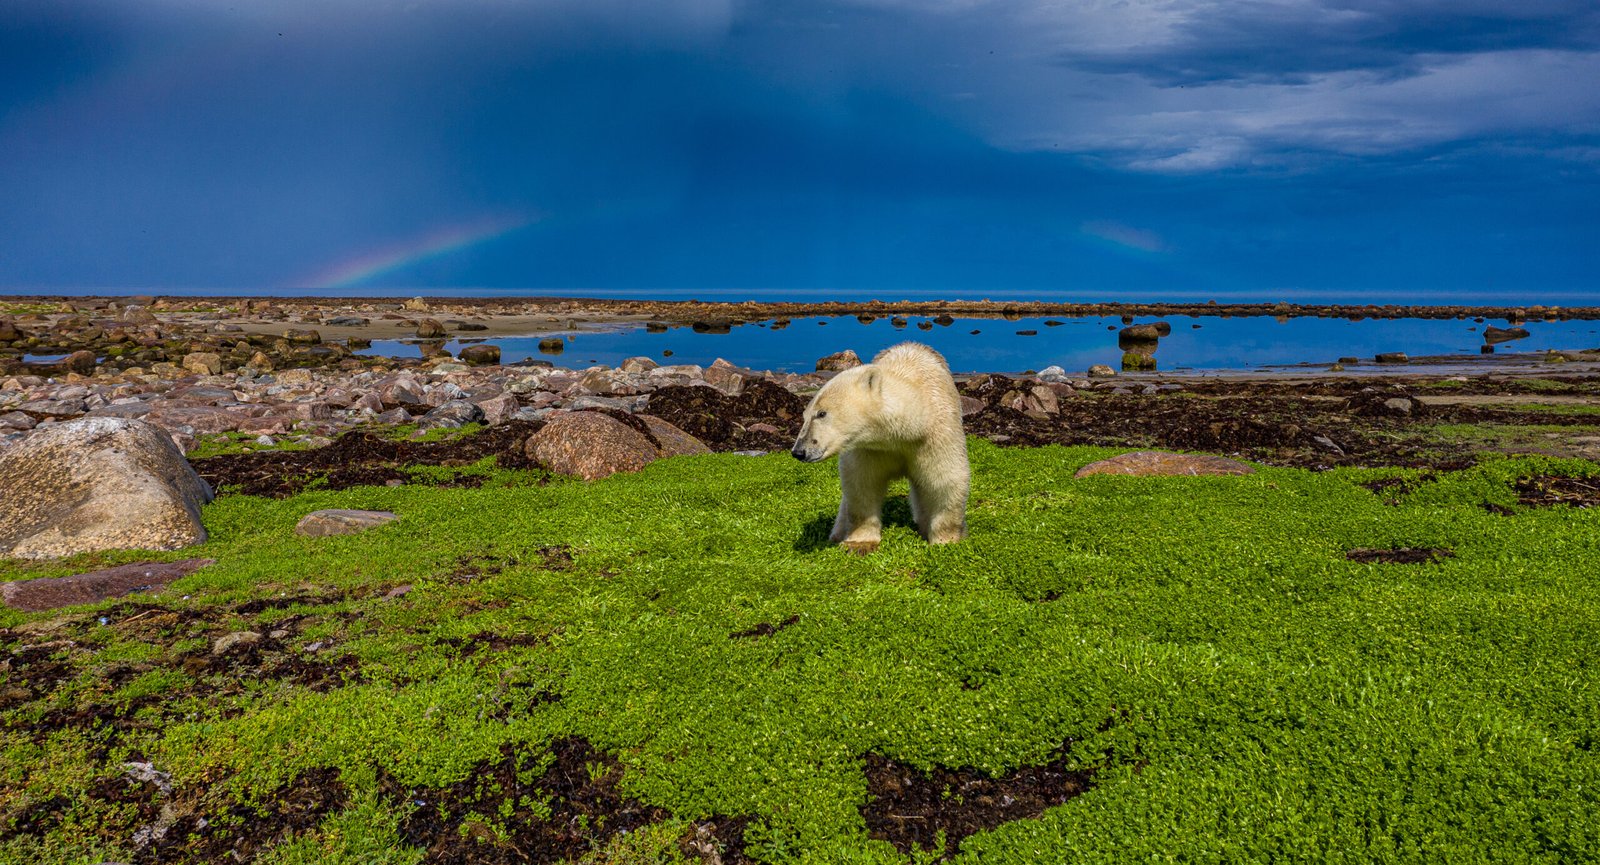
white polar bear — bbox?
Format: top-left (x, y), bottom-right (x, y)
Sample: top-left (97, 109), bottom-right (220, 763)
top-left (791, 342), bottom-right (970, 550)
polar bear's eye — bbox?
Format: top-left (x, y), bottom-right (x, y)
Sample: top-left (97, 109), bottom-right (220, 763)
top-left (815, 411), bottom-right (828, 419)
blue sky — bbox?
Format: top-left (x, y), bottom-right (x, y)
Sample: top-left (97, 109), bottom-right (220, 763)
top-left (1, 0), bottom-right (1597, 301)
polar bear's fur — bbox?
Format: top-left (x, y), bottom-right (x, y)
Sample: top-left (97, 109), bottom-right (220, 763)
top-left (791, 342), bottom-right (969, 549)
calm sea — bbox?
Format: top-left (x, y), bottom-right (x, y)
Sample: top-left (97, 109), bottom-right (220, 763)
top-left (358, 314), bottom-right (1600, 374)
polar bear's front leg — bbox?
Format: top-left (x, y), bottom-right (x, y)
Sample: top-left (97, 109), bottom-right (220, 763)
top-left (832, 450), bottom-right (893, 552)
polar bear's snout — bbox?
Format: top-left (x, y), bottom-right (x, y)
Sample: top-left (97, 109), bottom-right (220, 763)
top-left (791, 427), bottom-right (825, 462)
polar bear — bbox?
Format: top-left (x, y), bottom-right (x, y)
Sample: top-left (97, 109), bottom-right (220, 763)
top-left (791, 342), bottom-right (969, 550)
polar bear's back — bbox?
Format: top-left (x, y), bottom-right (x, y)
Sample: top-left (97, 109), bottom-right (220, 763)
top-left (871, 342), bottom-right (961, 420)
top-left (872, 341), bottom-right (953, 379)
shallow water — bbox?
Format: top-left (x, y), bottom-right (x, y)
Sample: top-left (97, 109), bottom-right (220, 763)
top-left (357, 314), bottom-right (1600, 373)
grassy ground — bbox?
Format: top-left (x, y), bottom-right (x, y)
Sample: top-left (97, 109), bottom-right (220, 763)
top-left (1425, 422), bottom-right (1600, 456)
top-left (3, 441), bottom-right (1600, 863)
top-left (185, 423), bottom-right (488, 460)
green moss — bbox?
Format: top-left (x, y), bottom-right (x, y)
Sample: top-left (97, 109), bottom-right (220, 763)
top-left (112, 668), bottom-right (192, 702)
top-left (0, 302), bottom-right (70, 315)
top-left (381, 422), bottom-right (486, 443)
top-left (1426, 422), bottom-right (1600, 452)
top-left (1490, 402), bottom-right (1600, 416)
top-left (4, 443), bottom-right (1600, 862)
top-left (186, 431), bottom-right (319, 459)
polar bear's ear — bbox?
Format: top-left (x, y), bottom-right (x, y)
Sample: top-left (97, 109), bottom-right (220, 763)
top-left (865, 370), bottom-right (880, 393)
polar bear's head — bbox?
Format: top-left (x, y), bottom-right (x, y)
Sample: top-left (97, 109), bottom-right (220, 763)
top-left (791, 365), bottom-right (882, 462)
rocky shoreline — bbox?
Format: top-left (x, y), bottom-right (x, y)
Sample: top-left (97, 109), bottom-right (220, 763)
top-left (4, 294), bottom-right (1599, 382)
top-left (5, 294), bottom-right (1600, 479)
top-left (5, 339), bottom-right (1600, 473)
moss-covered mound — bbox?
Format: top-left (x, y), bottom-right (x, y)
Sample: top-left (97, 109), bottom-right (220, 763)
top-left (2, 443), bottom-right (1598, 863)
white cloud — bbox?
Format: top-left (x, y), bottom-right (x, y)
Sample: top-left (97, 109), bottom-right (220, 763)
top-left (785, 0), bottom-right (1600, 171)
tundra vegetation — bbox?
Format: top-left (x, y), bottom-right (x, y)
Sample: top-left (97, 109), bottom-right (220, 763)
top-left (2, 439), bottom-right (1598, 863)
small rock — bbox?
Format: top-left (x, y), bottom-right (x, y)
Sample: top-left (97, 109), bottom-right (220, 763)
top-left (418, 399), bottom-right (484, 429)
top-left (1121, 352), bottom-right (1156, 371)
top-left (1074, 451), bottom-right (1255, 478)
top-left (0, 411), bottom-right (36, 431)
top-left (567, 395), bottom-right (637, 412)
top-left (816, 350), bottom-right (862, 372)
top-left (211, 631), bottom-right (262, 656)
top-left (1087, 364), bottom-right (1116, 377)
top-left (526, 411), bottom-right (661, 480)
top-left (639, 415), bottom-right (712, 456)
top-left (403, 296), bottom-right (429, 311)
top-left (1383, 397), bottom-right (1413, 415)
top-left (295, 509), bottom-right (399, 537)
top-left (703, 363), bottom-right (744, 395)
top-left (1483, 325), bottom-right (1530, 344)
top-left (415, 318), bottom-right (446, 339)
top-left (17, 398), bottom-right (86, 417)
top-left (1119, 323), bottom-right (1164, 341)
top-left (0, 558), bottom-right (215, 612)
top-left (63, 350), bottom-right (98, 374)
top-left (122, 761), bottom-right (174, 796)
top-left (1037, 365), bottom-right (1069, 383)
top-left (384, 584), bottom-right (413, 599)
top-left (1375, 352), bottom-right (1409, 364)
top-left (620, 356), bottom-right (658, 373)
top-left (182, 352), bottom-right (223, 376)
top-left (458, 344), bottom-right (500, 366)
top-left (475, 393), bottom-right (520, 425)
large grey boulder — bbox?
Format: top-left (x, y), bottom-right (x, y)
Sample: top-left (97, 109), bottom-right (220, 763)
top-left (0, 417), bottom-right (213, 560)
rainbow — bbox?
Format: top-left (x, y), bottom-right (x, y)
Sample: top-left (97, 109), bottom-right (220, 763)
top-left (300, 215), bottom-right (534, 289)
top-left (1079, 220), bottom-right (1167, 255)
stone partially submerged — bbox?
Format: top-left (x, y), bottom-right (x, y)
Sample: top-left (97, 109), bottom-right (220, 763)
top-left (0, 417), bottom-right (214, 559)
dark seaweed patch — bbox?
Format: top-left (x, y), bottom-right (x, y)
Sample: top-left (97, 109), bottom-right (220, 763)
top-left (1515, 474), bottom-right (1600, 508)
top-left (1359, 473), bottom-right (1438, 505)
top-left (1346, 547), bottom-right (1456, 565)
top-left (860, 746), bottom-right (1096, 858)
top-left (680, 816), bottom-right (755, 864)
top-left (381, 737), bottom-right (707, 865)
top-left (138, 767), bottom-right (347, 864)
top-left (645, 380), bottom-right (807, 452)
top-left (192, 421), bottom-right (547, 497)
top-left (730, 615), bottom-right (800, 640)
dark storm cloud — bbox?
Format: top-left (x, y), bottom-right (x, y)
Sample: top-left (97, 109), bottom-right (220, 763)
top-left (1057, 0), bottom-right (1600, 85)
top-left (0, 0), bottom-right (1595, 295)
